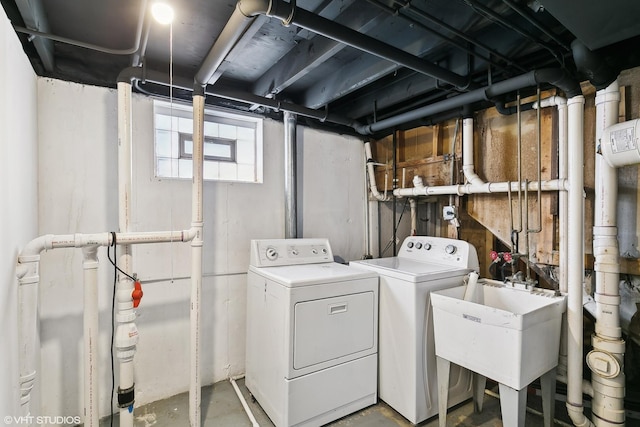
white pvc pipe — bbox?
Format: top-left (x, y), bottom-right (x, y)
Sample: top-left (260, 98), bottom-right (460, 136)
top-left (116, 81), bottom-right (136, 427)
top-left (364, 142), bottom-right (391, 201)
top-left (230, 377), bottom-right (260, 427)
top-left (462, 117), bottom-right (483, 186)
top-left (409, 198), bottom-right (417, 235)
top-left (16, 262), bottom-right (38, 421)
top-left (393, 178), bottom-right (567, 197)
top-left (83, 247), bottom-right (100, 427)
top-left (190, 94), bottom-right (205, 427)
top-left (565, 94), bottom-right (593, 427)
top-left (591, 80), bottom-right (625, 426)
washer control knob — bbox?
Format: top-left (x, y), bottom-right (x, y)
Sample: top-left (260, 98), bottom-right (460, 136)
top-left (424, 242), bottom-right (432, 250)
top-left (312, 248), bottom-right (318, 254)
top-left (415, 242), bottom-right (423, 249)
top-left (291, 249), bottom-right (299, 256)
top-left (321, 248), bottom-right (328, 254)
top-left (265, 247), bottom-right (278, 260)
top-left (445, 244), bottom-right (457, 255)
top-left (407, 242), bottom-right (414, 248)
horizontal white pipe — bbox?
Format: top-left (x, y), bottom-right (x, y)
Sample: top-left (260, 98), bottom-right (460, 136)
top-left (364, 142), bottom-right (391, 201)
top-left (18, 230), bottom-right (196, 259)
top-left (230, 377), bottom-right (260, 427)
top-left (393, 179), bottom-right (567, 197)
top-left (532, 95), bottom-right (567, 109)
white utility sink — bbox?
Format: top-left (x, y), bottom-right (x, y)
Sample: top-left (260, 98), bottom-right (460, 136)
top-left (431, 279), bottom-right (566, 390)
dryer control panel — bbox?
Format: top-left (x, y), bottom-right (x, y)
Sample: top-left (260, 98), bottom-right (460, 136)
top-left (398, 236), bottom-right (479, 270)
top-left (250, 238), bottom-right (334, 267)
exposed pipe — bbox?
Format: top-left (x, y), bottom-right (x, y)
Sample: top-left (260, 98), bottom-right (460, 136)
top-left (389, 0), bottom-right (526, 72)
top-left (195, 0), bottom-right (471, 91)
top-left (393, 178), bottom-right (567, 197)
top-left (461, 0), bottom-right (565, 65)
top-left (15, 230), bottom-right (197, 424)
top-left (83, 246), bottom-right (100, 427)
top-left (591, 80), bottom-right (625, 426)
top-left (14, 0), bottom-right (148, 56)
top-left (284, 111), bottom-right (298, 238)
top-left (366, 0), bottom-right (512, 73)
top-left (116, 80), bottom-right (136, 427)
top-left (230, 377), bottom-right (260, 427)
top-left (499, 0), bottom-right (571, 51)
top-left (354, 69), bottom-right (581, 135)
top-left (565, 94), bottom-right (593, 427)
top-left (571, 40), bottom-right (619, 90)
top-left (364, 142), bottom-right (391, 201)
top-left (190, 94), bottom-right (205, 427)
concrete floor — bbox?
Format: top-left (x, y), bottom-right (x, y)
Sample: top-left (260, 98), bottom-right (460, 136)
top-left (99, 378), bottom-right (575, 427)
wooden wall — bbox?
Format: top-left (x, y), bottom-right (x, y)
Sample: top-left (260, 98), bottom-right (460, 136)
top-left (369, 65), bottom-right (640, 278)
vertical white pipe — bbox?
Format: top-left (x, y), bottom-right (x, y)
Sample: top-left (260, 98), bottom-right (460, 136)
top-left (190, 93), bottom-right (205, 427)
top-left (462, 117), bottom-right (482, 185)
top-left (364, 142), bottom-right (391, 201)
top-left (557, 99), bottom-right (568, 292)
top-left (409, 198), bottom-right (417, 235)
top-left (592, 80), bottom-right (625, 426)
top-left (17, 260), bottom-right (39, 423)
top-left (284, 111), bottom-right (297, 238)
top-left (82, 246), bottom-right (100, 427)
top-left (565, 95), bottom-right (594, 427)
top-left (116, 81), bottom-right (137, 427)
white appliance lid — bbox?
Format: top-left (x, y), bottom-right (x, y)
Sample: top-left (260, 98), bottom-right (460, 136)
top-left (250, 262), bottom-right (377, 287)
top-left (350, 257), bottom-right (472, 282)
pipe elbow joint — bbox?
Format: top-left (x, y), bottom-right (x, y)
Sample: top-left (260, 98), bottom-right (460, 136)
top-left (237, 0), bottom-right (270, 17)
top-left (535, 68), bottom-right (582, 98)
top-left (19, 235), bottom-right (54, 262)
top-left (117, 66), bottom-right (144, 84)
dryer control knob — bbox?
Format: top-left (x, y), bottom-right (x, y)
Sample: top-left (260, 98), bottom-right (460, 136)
top-left (407, 242), bottom-right (414, 248)
top-left (265, 247), bottom-right (278, 260)
top-left (445, 244), bottom-right (457, 255)
top-left (423, 243), bottom-right (432, 250)
top-left (415, 242), bottom-right (422, 249)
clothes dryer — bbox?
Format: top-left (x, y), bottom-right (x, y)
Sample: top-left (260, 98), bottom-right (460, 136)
top-left (246, 238), bottom-right (378, 427)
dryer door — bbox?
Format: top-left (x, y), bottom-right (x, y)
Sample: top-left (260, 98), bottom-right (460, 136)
top-left (293, 291), bottom-right (375, 371)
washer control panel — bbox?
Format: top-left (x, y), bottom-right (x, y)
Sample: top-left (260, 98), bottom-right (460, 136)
top-left (399, 236), bottom-right (479, 269)
top-left (250, 238), bottom-right (333, 267)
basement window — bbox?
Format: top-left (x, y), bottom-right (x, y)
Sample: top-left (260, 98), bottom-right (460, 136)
top-left (153, 100), bottom-right (263, 183)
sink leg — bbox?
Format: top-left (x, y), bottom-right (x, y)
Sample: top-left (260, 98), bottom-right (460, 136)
top-left (473, 373), bottom-right (486, 413)
top-left (540, 367), bottom-right (557, 427)
top-left (498, 383), bottom-right (527, 427)
top-left (436, 356), bottom-right (451, 427)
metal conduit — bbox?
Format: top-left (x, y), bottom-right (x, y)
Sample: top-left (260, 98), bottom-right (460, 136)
top-left (14, 0), bottom-right (149, 56)
top-left (389, 0), bottom-right (527, 72)
top-left (365, 0), bottom-right (511, 73)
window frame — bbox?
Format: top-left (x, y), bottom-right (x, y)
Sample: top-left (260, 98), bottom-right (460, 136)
top-left (178, 133), bottom-right (237, 163)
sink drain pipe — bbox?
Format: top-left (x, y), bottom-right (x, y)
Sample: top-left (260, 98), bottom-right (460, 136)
top-left (590, 80), bottom-right (625, 426)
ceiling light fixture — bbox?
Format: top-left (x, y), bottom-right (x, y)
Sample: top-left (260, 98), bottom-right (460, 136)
top-left (152, 2), bottom-right (175, 25)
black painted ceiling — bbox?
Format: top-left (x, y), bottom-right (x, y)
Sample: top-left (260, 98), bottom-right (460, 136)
top-left (3, 0), bottom-right (640, 136)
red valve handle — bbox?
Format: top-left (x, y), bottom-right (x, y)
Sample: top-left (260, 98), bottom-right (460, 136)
top-left (132, 281), bottom-right (143, 308)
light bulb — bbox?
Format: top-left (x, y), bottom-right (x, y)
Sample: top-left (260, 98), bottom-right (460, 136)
top-left (152, 2), bottom-right (174, 25)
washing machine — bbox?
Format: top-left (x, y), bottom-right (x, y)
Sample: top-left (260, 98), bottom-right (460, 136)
top-left (245, 238), bottom-right (378, 427)
top-left (350, 236), bottom-right (478, 424)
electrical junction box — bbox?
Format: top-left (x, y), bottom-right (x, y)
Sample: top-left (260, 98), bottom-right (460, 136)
top-left (443, 205), bottom-right (457, 221)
